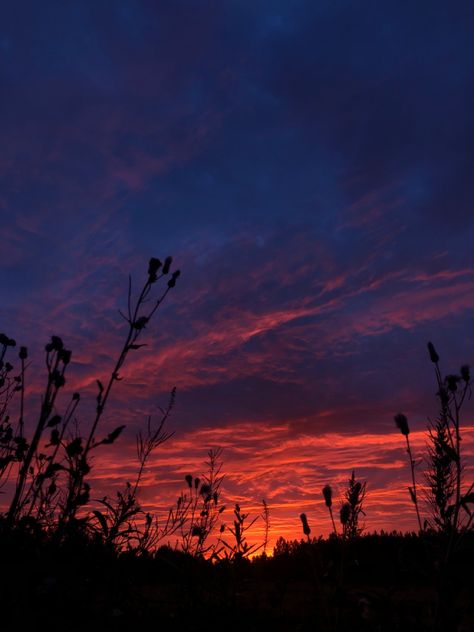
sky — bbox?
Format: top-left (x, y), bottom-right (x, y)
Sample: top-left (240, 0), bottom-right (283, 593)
top-left (1, 1), bottom-right (474, 548)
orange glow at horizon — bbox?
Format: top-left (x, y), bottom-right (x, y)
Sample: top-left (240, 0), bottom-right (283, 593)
top-left (86, 421), bottom-right (474, 552)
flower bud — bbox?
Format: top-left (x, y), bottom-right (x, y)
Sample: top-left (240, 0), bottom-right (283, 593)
top-left (162, 256), bottom-right (173, 274)
top-left (394, 413), bottom-right (410, 436)
top-left (300, 512), bottom-right (311, 536)
top-left (322, 485), bottom-right (333, 508)
top-left (427, 341), bottom-right (439, 363)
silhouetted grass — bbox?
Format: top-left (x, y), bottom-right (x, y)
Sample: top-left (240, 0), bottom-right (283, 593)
top-left (2, 263), bottom-right (474, 631)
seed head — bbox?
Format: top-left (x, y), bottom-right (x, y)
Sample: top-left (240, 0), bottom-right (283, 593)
top-left (148, 257), bottom-right (162, 273)
top-left (427, 341), bottom-right (439, 364)
top-left (445, 374), bottom-right (460, 393)
top-left (340, 502), bottom-right (351, 525)
top-left (162, 256), bottom-right (173, 274)
top-left (394, 413), bottom-right (410, 436)
top-left (322, 485), bottom-right (333, 508)
top-left (300, 512), bottom-right (311, 536)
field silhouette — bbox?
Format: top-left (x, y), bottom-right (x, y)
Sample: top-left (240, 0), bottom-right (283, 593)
top-left (1, 259), bottom-right (473, 631)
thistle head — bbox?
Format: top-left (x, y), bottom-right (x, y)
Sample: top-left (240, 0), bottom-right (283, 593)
top-left (427, 341), bottom-right (439, 364)
top-left (322, 485), bottom-right (333, 508)
top-left (299, 512), bottom-right (311, 537)
top-left (340, 502), bottom-right (351, 526)
top-left (394, 413), bottom-right (410, 436)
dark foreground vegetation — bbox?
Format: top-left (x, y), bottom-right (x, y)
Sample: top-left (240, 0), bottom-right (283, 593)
top-left (1, 259), bottom-right (473, 631)
top-left (1, 527), bottom-right (473, 631)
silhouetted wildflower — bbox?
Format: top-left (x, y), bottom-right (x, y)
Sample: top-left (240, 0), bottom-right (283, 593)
top-left (300, 512), bottom-right (311, 537)
top-left (0, 334), bottom-right (16, 347)
top-left (59, 349), bottom-right (72, 365)
top-left (428, 341), bottom-right (439, 363)
top-left (394, 413), bottom-right (410, 436)
top-left (185, 474), bottom-right (193, 488)
top-left (322, 485), bottom-right (333, 508)
top-left (162, 256), bottom-right (173, 274)
top-left (167, 270), bottom-right (180, 288)
top-left (19, 346), bottom-right (28, 360)
top-left (340, 503), bottom-right (351, 525)
top-left (445, 374), bottom-right (460, 392)
top-left (148, 257), bottom-right (162, 274)
top-left (45, 336), bottom-right (64, 353)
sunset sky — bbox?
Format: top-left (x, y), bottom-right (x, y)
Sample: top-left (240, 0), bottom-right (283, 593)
top-left (1, 1), bottom-right (474, 547)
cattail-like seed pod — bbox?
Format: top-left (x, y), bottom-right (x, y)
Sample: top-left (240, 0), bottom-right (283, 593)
top-left (148, 257), bottom-right (162, 276)
top-left (167, 270), bottom-right (181, 288)
top-left (185, 474), bottom-right (193, 488)
top-left (19, 346), bottom-right (28, 360)
top-left (300, 513), bottom-right (311, 536)
top-left (322, 485), bottom-right (333, 508)
top-left (340, 502), bottom-right (351, 525)
top-left (394, 413), bottom-right (410, 436)
top-left (162, 256), bottom-right (173, 274)
top-left (194, 477), bottom-right (200, 489)
top-left (427, 341), bottom-right (439, 363)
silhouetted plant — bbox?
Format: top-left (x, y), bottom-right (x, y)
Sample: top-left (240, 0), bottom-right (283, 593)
top-left (60, 259), bottom-right (180, 528)
top-left (172, 448), bottom-right (226, 557)
top-left (89, 389), bottom-right (176, 552)
top-left (396, 342), bottom-right (474, 538)
top-left (0, 257), bottom-right (180, 547)
top-left (322, 484), bottom-right (338, 535)
top-left (300, 512), bottom-right (311, 541)
top-left (340, 470), bottom-right (366, 539)
top-left (261, 498), bottom-right (270, 555)
top-left (220, 502), bottom-right (262, 559)
top-left (394, 412), bottom-right (423, 532)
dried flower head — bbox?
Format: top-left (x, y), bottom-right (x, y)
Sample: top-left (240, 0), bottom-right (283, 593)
top-left (394, 413), bottom-right (410, 436)
top-left (340, 502), bottom-right (351, 525)
top-left (427, 341), bottom-right (439, 364)
top-left (322, 484), bottom-right (333, 508)
top-left (300, 512), bottom-right (311, 536)
top-left (445, 374), bottom-right (460, 393)
top-left (162, 256), bottom-right (173, 274)
top-left (167, 270), bottom-right (181, 288)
